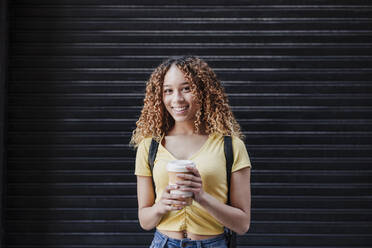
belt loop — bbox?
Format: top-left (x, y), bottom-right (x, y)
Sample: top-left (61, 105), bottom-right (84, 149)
top-left (197, 240), bottom-right (202, 248)
top-left (159, 234), bottom-right (168, 248)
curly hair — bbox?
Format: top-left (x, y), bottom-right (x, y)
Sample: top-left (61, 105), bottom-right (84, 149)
top-left (129, 55), bottom-right (244, 147)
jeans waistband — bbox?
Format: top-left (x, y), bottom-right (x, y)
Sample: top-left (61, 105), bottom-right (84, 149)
top-left (154, 229), bottom-right (226, 245)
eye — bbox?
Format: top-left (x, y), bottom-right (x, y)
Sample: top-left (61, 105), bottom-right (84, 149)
top-left (183, 86), bottom-right (191, 92)
top-left (164, 89), bottom-right (172, 94)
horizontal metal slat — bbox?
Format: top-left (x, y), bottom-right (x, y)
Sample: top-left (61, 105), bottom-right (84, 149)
top-left (6, 220), bottom-right (372, 234)
top-left (6, 170), bottom-right (372, 184)
top-left (9, 59), bottom-right (372, 71)
top-left (7, 195), bottom-right (372, 209)
top-left (10, 0), bottom-right (372, 6)
top-left (7, 208), bottom-right (372, 221)
top-left (11, 32), bottom-right (372, 44)
top-left (7, 94), bottom-right (372, 107)
top-left (6, 144), bottom-right (372, 158)
top-left (6, 156), bottom-right (372, 171)
top-left (10, 46), bottom-right (372, 58)
top-left (6, 182), bottom-right (372, 196)
top-left (7, 130), bottom-right (372, 144)
top-left (11, 6), bottom-right (372, 19)
top-left (4, 232), bottom-right (372, 246)
top-left (7, 105), bottom-right (372, 119)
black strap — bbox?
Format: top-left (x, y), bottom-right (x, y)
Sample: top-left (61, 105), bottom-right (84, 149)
top-left (148, 139), bottom-right (159, 172)
top-left (148, 138), bottom-right (160, 196)
top-left (223, 136), bottom-right (237, 247)
top-left (224, 136), bottom-right (233, 205)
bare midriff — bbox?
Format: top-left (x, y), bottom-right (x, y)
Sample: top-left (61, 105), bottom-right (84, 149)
top-left (157, 229), bottom-right (221, 240)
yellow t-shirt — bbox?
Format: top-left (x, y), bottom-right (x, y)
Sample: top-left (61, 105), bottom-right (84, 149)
top-left (134, 133), bottom-right (251, 235)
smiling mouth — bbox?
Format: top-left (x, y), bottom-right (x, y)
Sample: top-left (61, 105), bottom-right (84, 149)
top-left (172, 106), bottom-right (189, 113)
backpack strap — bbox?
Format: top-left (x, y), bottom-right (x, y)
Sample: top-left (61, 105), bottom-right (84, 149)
top-left (148, 138), bottom-right (159, 196)
top-left (224, 136), bottom-right (233, 205)
top-left (224, 136), bottom-right (237, 247)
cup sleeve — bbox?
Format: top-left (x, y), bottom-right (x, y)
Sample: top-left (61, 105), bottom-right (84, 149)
top-left (231, 136), bottom-right (252, 173)
top-left (134, 139), bottom-right (152, 176)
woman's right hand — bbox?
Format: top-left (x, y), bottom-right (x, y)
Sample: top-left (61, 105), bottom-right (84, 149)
top-left (156, 185), bottom-right (187, 215)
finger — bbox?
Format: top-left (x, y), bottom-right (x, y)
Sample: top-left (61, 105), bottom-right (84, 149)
top-left (178, 187), bottom-right (195, 194)
top-left (163, 187), bottom-right (178, 200)
top-left (179, 182), bottom-right (202, 191)
top-left (179, 185), bottom-right (196, 191)
top-left (169, 193), bottom-right (186, 200)
top-left (177, 180), bottom-right (202, 188)
top-left (166, 184), bottom-right (179, 193)
top-left (178, 173), bottom-right (195, 180)
top-left (164, 200), bottom-right (186, 211)
top-left (186, 165), bottom-right (201, 177)
top-left (180, 187), bottom-right (202, 195)
top-left (178, 173), bottom-right (202, 183)
top-left (166, 205), bottom-right (183, 211)
top-left (182, 176), bottom-right (202, 184)
top-left (166, 199), bottom-right (187, 206)
top-left (177, 180), bottom-right (193, 187)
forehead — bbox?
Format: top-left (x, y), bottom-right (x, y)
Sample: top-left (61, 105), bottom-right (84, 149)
top-left (163, 64), bottom-right (188, 87)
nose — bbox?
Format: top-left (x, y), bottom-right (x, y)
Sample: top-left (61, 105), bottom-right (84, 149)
top-left (173, 90), bottom-right (185, 102)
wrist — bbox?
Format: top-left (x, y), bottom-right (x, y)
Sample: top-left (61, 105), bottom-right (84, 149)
top-left (198, 190), bottom-right (209, 206)
top-left (153, 201), bottom-right (163, 216)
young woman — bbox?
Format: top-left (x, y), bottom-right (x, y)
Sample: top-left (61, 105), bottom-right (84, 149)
top-left (130, 55), bottom-right (251, 248)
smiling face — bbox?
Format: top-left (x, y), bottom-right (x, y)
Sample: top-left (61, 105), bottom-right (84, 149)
top-left (162, 64), bottom-right (200, 124)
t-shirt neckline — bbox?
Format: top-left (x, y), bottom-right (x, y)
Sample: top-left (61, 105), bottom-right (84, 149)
top-left (159, 133), bottom-right (214, 161)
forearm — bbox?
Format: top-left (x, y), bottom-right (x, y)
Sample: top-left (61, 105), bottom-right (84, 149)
top-left (199, 192), bottom-right (250, 235)
top-left (138, 202), bottom-right (164, 231)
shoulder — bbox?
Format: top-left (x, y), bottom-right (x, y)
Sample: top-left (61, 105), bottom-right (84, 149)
top-left (211, 133), bottom-right (246, 148)
top-left (136, 137), bottom-right (154, 153)
top-left (231, 135), bottom-right (246, 148)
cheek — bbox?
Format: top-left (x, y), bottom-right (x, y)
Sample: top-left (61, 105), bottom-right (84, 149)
top-left (190, 97), bottom-right (201, 110)
top-left (162, 96), bottom-right (171, 106)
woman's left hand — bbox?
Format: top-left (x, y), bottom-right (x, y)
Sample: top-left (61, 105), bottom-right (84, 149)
top-left (176, 165), bottom-right (205, 203)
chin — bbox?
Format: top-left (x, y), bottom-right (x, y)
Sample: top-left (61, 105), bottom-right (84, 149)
top-left (172, 116), bottom-right (193, 123)
top-left (173, 118), bottom-right (189, 123)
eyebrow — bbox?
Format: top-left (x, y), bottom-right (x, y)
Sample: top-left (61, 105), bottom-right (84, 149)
top-left (163, 82), bottom-right (189, 87)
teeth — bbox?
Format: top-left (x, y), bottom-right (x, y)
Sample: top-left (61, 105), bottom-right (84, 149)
top-left (173, 106), bottom-right (188, 111)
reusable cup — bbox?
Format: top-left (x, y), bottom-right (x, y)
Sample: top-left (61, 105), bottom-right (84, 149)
top-left (167, 160), bottom-right (196, 207)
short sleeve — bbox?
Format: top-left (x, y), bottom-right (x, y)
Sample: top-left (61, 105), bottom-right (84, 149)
top-left (231, 136), bottom-right (252, 173)
top-left (134, 138), bottom-right (152, 176)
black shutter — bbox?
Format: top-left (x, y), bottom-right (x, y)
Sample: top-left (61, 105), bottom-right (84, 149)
top-left (6, 0), bottom-right (372, 247)
top-left (1, 0), bottom-right (9, 248)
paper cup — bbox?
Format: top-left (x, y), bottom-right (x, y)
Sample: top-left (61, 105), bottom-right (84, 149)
top-left (167, 160), bottom-right (195, 207)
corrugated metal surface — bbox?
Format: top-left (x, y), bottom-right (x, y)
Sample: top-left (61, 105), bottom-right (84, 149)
top-left (1, 1), bottom-right (9, 247)
top-left (6, 0), bottom-right (372, 247)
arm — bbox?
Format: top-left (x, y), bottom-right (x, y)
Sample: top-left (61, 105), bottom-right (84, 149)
top-left (199, 167), bottom-right (251, 235)
top-left (136, 175), bottom-right (163, 230)
top-left (178, 166), bottom-right (251, 235)
top-left (137, 175), bottom-right (187, 230)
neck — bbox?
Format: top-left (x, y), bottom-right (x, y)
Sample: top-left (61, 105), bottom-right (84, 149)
top-left (168, 120), bottom-right (206, 136)
top-left (169, 121), bottom-right (195, 135)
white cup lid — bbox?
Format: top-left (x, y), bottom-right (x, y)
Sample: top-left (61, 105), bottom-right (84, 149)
top-left (167, 160), bottom-right (195, 172)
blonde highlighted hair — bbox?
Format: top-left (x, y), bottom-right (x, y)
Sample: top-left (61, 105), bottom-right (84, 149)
top-left (129, 55), bottom-right (244, 147)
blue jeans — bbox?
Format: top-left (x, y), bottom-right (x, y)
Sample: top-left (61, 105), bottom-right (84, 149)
top-left (149, 230), bottom-right (228, 248)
